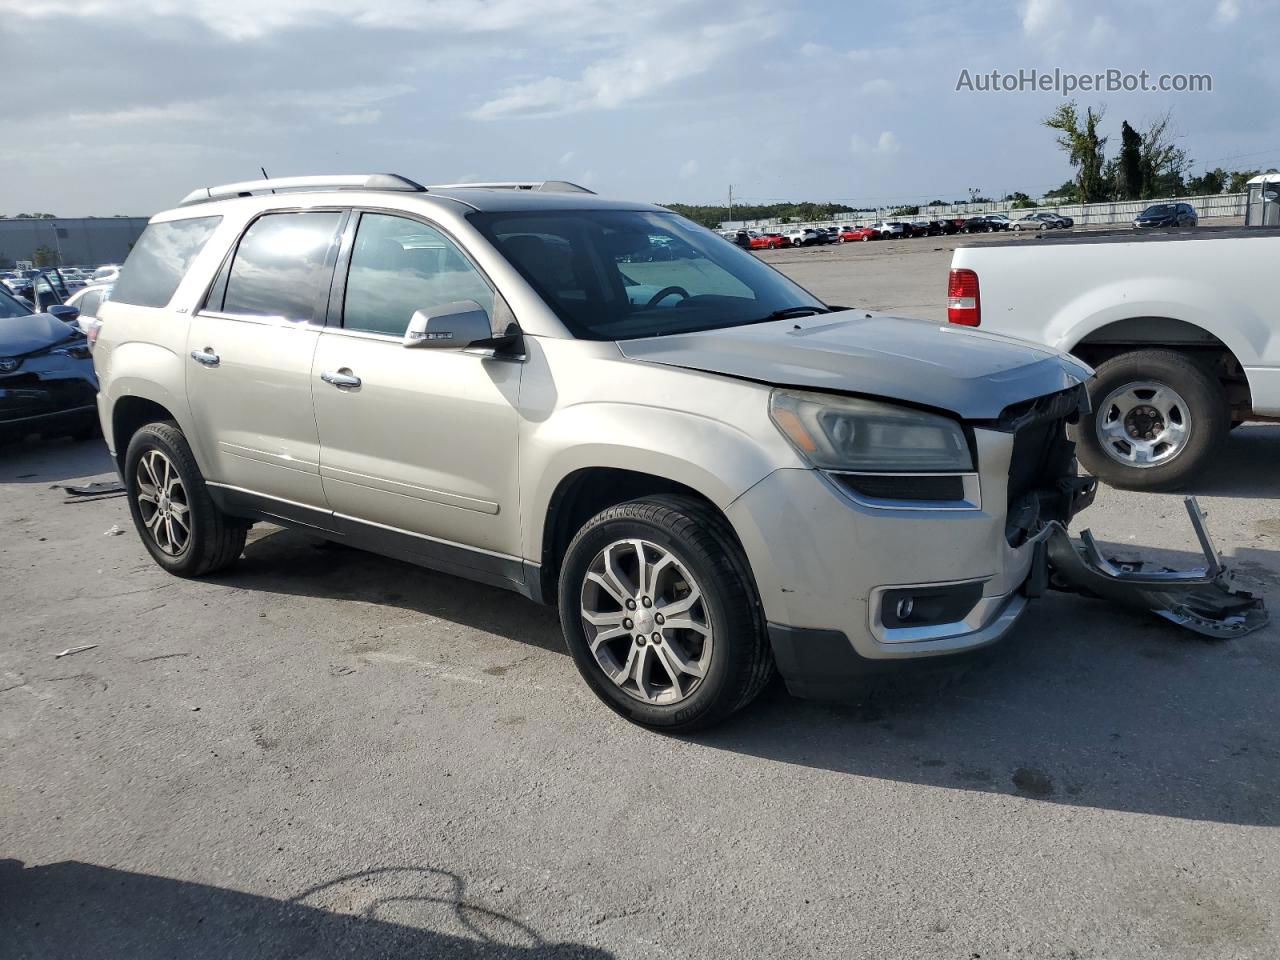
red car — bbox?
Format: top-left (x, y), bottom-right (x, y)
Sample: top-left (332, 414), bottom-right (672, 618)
top-left (748, 232), bottom-right (789, 250)
top-left (839, 226), bottom-right (879, 242)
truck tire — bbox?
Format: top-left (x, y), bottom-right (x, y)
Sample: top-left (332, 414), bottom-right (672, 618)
top-left (1075, 349), bottom-right (1229, 491)
top-left (558, 495), bottom-right (774, 732)
top-left (124, 421), bottom-right (248, 577)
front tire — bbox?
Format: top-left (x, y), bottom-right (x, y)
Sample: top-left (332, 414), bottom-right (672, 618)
top-left (1074, 350), bottom-right (1230, 491)
top-left (558, 496), bottom-right (774, 732)
top-left (124, 421), bottom-right (247, 576)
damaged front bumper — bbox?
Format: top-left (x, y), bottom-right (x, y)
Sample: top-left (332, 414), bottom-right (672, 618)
top-left (1043, 497), bottom-right (1269, 639)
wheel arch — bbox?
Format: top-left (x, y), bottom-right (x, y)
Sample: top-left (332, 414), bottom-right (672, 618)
top-left (1068, 317), bottom-right (1252, 416)
top-left (532, 466), bottom-right (739, 607)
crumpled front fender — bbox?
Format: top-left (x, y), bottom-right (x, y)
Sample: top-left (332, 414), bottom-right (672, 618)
top-left (1044, 498), bottom-right (1269, 639)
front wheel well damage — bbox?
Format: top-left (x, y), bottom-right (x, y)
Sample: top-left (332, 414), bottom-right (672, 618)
top-left (1071, 318), bottom-right (1252, 416)
top-left (537, 468), bottom-right (727, 606)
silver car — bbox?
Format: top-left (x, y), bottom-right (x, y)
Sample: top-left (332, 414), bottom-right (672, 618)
top-left (92, 174), bottom-right (1262, 731)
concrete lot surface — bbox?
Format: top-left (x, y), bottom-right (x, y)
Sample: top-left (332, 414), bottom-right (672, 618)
top-left (3, 244), bottom-right (1278, 959)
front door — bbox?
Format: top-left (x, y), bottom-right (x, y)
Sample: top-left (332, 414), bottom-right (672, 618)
top-left (311, 212), bottom-right (523, 581)
top-left (185, 209), bottom-right (345, 512)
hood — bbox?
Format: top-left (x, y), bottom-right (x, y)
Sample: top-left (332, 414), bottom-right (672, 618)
top-left (617, 311), bottom-right (1091, 420)
top-left (0, 312), bottom-right (78, 357)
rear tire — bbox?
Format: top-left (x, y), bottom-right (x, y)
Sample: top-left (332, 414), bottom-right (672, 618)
top-left (124, 421), bottom-right (247, 576)
top-left (558, 495), bottom-right (773, 732)
top-left (1074, 350), bottom-right (1229, 491)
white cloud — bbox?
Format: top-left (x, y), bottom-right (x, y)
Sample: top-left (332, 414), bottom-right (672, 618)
top-left (800, 41), bottom-right (828, 57)
top-left (857, 77), bottom-right (894, 97)
top-left (678, 159), bottom-right (699, 180)
top-left (558, 150), bottom-right (576, 166)
top-left (876, 131), bottom-right (900, 154)
top-left (334, 109), bottom-right (381, 125)
top-left (1020, 0), bottom-right (1060, 35)
top-left (1215, 0), bottom-right (1241, 23)
top-left (471, 13), bottom-right (777, 118)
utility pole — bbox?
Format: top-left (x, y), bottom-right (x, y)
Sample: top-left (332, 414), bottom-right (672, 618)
top-left (728, 185), bottom-right (734, 224)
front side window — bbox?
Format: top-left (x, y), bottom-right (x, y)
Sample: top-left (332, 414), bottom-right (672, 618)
top-left (220, 211), bottom-right (343, 322)
top-left (470, 209), bottom-right (824, 340)
top-left (112, 216), bottom-right (221, 308)
top-left (0, 286), bottom-right (32, 318)
top-left (342, 214), bottom-right (494, 336)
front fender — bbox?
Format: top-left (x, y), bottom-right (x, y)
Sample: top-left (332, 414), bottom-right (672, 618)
top-left (520, 399), bottom-right (796, 565)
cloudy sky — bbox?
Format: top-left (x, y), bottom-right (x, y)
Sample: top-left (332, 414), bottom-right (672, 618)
top-left (1, 0), bottom-right (1276, 217)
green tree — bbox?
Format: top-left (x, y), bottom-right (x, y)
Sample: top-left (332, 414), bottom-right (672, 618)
top-left (15, 212), bottom-right (57, 219)
top-left (31, 244), bottom-right (60, 267)
top-left (1139, 111), bottom-right (1188, 198)
top-left (1044, 180), bottom-right (1081, 203)
top-left (1116, 121), bottom-right (1143, 199)
top-left (1044, 100), bottom-right (1109, 202)
top-left (1186, 167), bottom-right (1228, 195)
top-left (1003, 191), bottom-right (1035, 209)
top-left (1226, 169), bottom-right (1278, 193)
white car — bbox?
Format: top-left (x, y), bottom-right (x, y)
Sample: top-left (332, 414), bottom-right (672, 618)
top-left (950, 227), bottom-right (1280, 488)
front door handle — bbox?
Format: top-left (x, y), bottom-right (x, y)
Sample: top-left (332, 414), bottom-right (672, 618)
top-left (320, 369), bottom-right (361, 389)
top-left (190, 348), bottom-right (220, 367)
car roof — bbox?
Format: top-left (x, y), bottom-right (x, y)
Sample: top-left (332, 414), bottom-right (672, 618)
top-left (153, 184), bottom-right (664, 223)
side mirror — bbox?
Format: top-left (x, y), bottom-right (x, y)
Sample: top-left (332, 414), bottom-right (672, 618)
top-left (48, 304), bottom-right (80, 323)
top-left (1264, 190), bottom-right (1279, 202)
top-left (403, 300), bottom-right (491, 349)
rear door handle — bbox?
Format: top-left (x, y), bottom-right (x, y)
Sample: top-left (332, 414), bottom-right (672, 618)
top-left (190, 349), bottom-right (220, 367)
top-left (320, 369), bottom-right (361, 389)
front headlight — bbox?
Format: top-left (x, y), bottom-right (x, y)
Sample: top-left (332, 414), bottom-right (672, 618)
top-left (769, 388), bottom-right (972, 472)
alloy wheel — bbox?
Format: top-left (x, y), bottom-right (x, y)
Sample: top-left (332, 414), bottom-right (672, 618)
top-left (579, 538), bottom-right (713, 705)
top-left (135, 449), bottom-right (191, 555)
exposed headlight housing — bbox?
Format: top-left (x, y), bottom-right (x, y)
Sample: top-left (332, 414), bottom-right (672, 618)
top-left (769, 388), bottom-right (972, 472)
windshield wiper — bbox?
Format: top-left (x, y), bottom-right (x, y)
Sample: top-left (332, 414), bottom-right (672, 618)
top-left (749, 306), bottom-right (831, 325)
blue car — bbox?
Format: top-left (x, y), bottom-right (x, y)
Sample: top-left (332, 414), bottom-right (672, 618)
top-left (0, 285), bottom-right (98, 443)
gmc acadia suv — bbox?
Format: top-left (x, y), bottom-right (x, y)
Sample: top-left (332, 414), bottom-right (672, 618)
top-left (94, 173), bottom-right (1101, 731)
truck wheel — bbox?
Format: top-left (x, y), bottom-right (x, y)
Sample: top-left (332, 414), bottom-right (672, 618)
top-left (1075, 350), bottom-right (1229, 490)
top-left (124, 421), bottom-right (247, 577)
top-left (558, 495), bottom-right (774, 732)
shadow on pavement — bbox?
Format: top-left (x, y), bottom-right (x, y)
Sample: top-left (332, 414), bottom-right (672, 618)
top-left (1, 860), bottom-right (611, 960)
top-left (1163, 424), bottom-right (1280, 499)
top-left (0, 436), bottom-right (115, 485)
top-left (693, 541), bottom-right (1279, 829)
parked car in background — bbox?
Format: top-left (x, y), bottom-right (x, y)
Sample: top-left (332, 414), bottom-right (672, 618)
top-left (764, 232), bottom-right (791, 248)
top-left (962, 215), bottom-right (1009, 233)
top-left (823, 226), bottom-right (843, 244)
top-left (839, 225), bottom-right (877, 242)
top-left (0, 284), bottom-right (99, 444)
top-left (1013, 212), bottom-right (1064, 231)
top-left (786, 227), bottom-right (828, 246)
top-left (950, 226), bottom-right (1280, 489)
top-left (90, 264), bottom-right (121, 283)
top-left (1133, 203), bottom-right (1197, 229)
top-left (871, 221), bottom-right (906, 239)
top-left (65, 282), bottom-right (112, 339)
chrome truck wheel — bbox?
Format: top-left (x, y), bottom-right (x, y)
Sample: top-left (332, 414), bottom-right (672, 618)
top-left (1095, 380), bottom-right (1191, 468)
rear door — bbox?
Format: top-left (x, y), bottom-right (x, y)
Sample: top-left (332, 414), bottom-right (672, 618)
top-left (185, 209), bottom-right (346, 516)
top-left (311, 211), bottom-right (523, 576)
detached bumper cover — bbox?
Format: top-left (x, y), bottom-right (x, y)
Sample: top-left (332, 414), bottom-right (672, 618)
top-left (1045, 498), bottom-right (1269, 639)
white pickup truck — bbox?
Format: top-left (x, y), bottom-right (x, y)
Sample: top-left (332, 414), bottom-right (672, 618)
top-left (948, 228), bottom-right (1280, 489)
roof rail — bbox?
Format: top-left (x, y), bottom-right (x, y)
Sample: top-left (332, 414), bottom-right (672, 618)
top-left (178, 174), bottom-right (427, 207)
top-left (428, 180), bottom-right (596, 195)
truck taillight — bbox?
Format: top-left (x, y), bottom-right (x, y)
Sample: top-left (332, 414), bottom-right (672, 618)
top-left (947, 268), bottom-right (980, 326)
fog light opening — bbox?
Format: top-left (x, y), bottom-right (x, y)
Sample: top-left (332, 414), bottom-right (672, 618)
top-left (895, 597), bottom-right (915, 620)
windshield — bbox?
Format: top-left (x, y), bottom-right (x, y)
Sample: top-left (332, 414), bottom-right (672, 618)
top-left (469, 209), bottom-right (825, 340)
top-left (1143, 205), bottom-right (1174, 216)
top-left (0, 286), bottom-right (33, 318)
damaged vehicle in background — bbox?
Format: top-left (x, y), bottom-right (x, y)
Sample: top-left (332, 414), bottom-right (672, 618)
top-left (0, 284), bottom-right (98, 444)
top-left (92, 174), bottom-right (1267, 732)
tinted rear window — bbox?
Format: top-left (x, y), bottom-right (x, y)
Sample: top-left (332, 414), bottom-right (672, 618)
top-left (111, 216), bottom-right (221, 308)
top-left (220, 212), bottom-right (343, 322)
